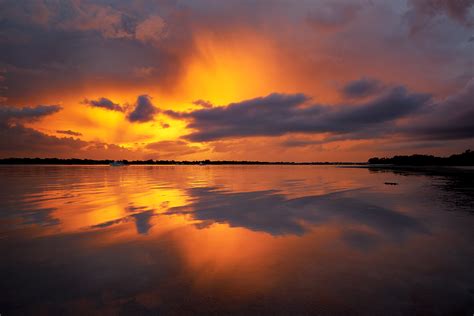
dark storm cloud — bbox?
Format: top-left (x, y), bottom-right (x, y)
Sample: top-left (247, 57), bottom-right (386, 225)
top-left (82, 98), bottom-right (123, 112)
top-left (0, 0), bottom-right (167, 41)
top-left (406, 0), bottom-right (474, 34)
top-left (0, 0), bottom-right (195, 101)
top-left (56, 130), bottom-right (82, 137)
top-left (0, 0), bottom-right (471, 106)
top-left (0, 104), bottom-right (62, 124)
top-left (403, 79), bottom-right (474, 140)
top-left (167, 87), bottom-right (430, 142)
top-left (127, 95), bottom-right (158, 123)
top-left (342, 77), bottom-right (382, 98)
top-left (408, 0), bottom-right (474, 26)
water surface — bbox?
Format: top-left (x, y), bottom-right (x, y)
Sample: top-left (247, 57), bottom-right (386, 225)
top-left (0, 165), bottom-right (473, 315)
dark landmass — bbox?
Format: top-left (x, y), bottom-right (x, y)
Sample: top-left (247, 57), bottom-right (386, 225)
top-left (2, 150), bottom-right (472, 166)
top-left (368, 149), bottom-right (474, 166)
top-left (0, 158), bottom-right (364, 165)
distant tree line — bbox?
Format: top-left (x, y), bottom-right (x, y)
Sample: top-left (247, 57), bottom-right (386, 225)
top-left (0, 158), bottom-right (364, 165)
top-left (368, 149), bottom-right (474, 166)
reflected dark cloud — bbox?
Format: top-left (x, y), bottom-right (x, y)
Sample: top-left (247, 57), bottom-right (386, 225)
top-left (341, 229), bottom-right (380, 251)
top-left (22, 207), bottom-right (60, 227)
top-left (0, 188), bottom-right (61, 228)
top-left (90, 217), bottom-right (126, 229)
top-left (0, 165), bottom-right (473, 315)
top-left (131, 210), bottom-right (154, 235)
top-left (167, 187), bottom-right (426, 242)
top-left (90, 206), bottom-right (155, 235)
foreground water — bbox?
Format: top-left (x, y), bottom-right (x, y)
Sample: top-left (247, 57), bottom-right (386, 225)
top-left (0, 165), bottom-right (473, 315)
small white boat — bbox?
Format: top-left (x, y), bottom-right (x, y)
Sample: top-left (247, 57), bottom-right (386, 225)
top-left (109, 161), bottom-right (125, 167)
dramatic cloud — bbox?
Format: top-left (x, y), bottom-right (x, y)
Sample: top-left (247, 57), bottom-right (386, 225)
top-left (405, 0), bottom-right (474, 35)
top-left (82, 98), bottom-right (123, 112)
top-left (0, 1), bottom-right (168, 41)
top-left (408, 0), bottom-right (474, 26)
top-left (0, 124), bottom-right (86, 155)
top-left (56, 130), bottom-right (82, 137)
top-left (0, 0), bottom-right (472, 159)
top-left (0, 123), bottom-right (143, 159)
top-left (403, 80), bottom-right (474, 140)
top-left (135, 15), bottom-right (166, 44)
top-left (0, 0), bottom-right (194, 102)
top-left (167, 87), bottom-right (430, 142)
top-left (342, 77), bottom-right (383, 99)
top-left (127, 95), bottom-right (159, 123)
top-left (0, 105), bottom-right (61, 124)
top-left (0, 104), bottom-right (142, 159)
top-left (57, 2), bottom-right (134, 39)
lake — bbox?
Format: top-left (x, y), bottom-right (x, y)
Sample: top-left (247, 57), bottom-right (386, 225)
top-left (0, 165), bottom-right (473, 315)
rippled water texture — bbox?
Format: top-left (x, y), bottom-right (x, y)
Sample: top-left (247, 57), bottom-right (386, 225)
top-left (0, 165), bottom-right (473, 315)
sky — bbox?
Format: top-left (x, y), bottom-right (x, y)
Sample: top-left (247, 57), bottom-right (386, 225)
top-left (0, 0), bottom-right (473, 161)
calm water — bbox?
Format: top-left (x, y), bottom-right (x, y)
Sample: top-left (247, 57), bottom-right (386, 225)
top-left (0, 165), bottom-right (473, 315)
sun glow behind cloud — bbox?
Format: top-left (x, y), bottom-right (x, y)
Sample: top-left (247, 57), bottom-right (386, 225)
top-left (23, 31), bottom-right (287, 158)
top-left (1, 0), bottom-right (472, 160)
top-left (180, 32), bottom-right (280, 106)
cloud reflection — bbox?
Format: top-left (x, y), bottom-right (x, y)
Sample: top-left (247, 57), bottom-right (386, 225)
top-left (167, 187), bottom-right (426, 242)
top-left (90, 206), bottom-right (155, 235)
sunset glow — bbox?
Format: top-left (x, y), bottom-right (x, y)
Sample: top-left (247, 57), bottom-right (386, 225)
top-left (0, 0), bottom-right (472, 161)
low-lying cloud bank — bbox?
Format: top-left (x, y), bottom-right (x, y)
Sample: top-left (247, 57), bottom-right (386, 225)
top-left (0, 105), bottom-right (62, 124)
top-left (165, 79), bottom-right (473, 145)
